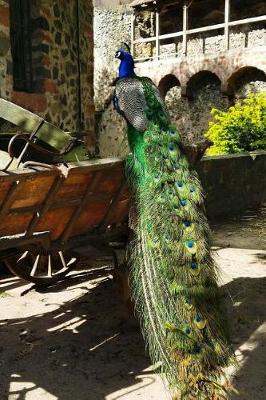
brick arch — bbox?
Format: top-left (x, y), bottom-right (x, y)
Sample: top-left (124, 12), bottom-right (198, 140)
top-left (185, 70), bottom-right (222, 99)
top-left (158, 74), bottom-right (180, 98)
top-left (226, 66), bottom-right (266, 95)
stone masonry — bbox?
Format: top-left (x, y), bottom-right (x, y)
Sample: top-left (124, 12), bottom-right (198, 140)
top-left (0, 0), bottom-right (95, 151)
top-left (97, 7), bottom-right (266, 156)
top-left (133, 3), bottom-right (266, 143)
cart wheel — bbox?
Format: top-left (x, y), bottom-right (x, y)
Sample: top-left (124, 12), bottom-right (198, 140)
top-left (5, 249), bottom-right (78, 285)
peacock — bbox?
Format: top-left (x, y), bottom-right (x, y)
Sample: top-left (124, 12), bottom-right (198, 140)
top-left (113, 46), bottom-right (234, 400)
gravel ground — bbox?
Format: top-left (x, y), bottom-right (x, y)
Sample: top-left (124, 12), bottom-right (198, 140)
top-left (0, 207), bottom-right (265, 400)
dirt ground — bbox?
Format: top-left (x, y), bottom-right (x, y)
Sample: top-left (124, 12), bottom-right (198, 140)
top-left (0, 207), bottom-right (265, 400)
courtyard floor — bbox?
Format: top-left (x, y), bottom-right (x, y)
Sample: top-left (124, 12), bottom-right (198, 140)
top-left (0, 207), bottom-right (265, 400)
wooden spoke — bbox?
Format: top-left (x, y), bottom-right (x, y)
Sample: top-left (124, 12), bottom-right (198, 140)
top-left (5, 249), bottom-right (79, 285)
top-left (30, 254), bottom-right (40, 277)
top-left (48, 254), bottom-right (52, 277)
top-left (17, 250), bottom-right (29, 263)
top-left (67, 257), bottom-right (77, 267)
top-left (59, 251), bottom-right (67, 271)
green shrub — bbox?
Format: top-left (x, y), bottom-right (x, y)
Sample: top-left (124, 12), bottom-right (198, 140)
top-left (205, 92), bottom-right (266, 155)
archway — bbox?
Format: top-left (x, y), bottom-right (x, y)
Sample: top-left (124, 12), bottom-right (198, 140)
top-left (158, 74), bottom-right (180, 98)
top-left (227, 66), bottom-right (266, 97)
top-left (186, 70), bottom-right (222, 99)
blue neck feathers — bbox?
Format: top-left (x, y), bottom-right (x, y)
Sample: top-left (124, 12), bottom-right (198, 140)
top-left (119, 54), bottom-right (135, 79)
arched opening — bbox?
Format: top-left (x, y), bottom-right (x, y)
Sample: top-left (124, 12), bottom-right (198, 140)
top-left (164, 70), bottom-right (227, 145)
top-left (158, 74), bottom-right (180, 98)
top-left (227, 66), bottom-right (266, 97)
top-left (186, 70), bottom-right (222, 99)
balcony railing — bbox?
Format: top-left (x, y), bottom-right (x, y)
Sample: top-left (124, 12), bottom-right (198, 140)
top-left (131, 0), bottom-right (266, 62)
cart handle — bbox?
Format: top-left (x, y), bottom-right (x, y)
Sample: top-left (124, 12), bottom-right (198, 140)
top-left (8, 133), bottom-right (76, 159)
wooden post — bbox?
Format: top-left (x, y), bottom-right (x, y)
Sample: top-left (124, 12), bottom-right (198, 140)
top-left (183, 4), bottom-right (188, 56)
top-left (131, 11), bottom-right (135, 57)
top-left (225, 0), bottom-right (230, 50)
top-left (156, 9), bottom-right (160, 59)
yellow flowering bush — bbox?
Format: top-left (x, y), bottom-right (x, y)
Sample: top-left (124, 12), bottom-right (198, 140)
top-left (205, 92), bottom-right (266, 155)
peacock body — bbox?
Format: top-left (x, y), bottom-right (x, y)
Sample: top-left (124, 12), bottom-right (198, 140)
top-left (114, 49), bottom-right (234, 399)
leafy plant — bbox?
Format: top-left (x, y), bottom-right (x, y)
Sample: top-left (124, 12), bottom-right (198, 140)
top-left (205, 92), bottom-right (266, 155)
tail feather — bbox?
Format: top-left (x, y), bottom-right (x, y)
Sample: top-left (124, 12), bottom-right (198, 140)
top-left (127, 122), bottom-right (234, 398)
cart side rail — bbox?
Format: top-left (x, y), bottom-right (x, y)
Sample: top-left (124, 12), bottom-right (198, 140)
top-left (0, 158), bottom-right (130, 247)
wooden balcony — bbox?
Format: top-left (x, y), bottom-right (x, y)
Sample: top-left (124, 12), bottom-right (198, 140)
top-left (130, 0), bottom-right (266, 62)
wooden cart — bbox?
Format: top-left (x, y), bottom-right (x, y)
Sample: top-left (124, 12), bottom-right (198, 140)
top-left (0, 159), bottom-right (130, 284)
top-left (0, 99), bottom-right (130, 285)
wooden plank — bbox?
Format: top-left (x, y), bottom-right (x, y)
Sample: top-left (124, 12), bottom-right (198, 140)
top-left (225, 0), bottom-right (230, 50)
top-left (0, 231), bottom-right (50, 252)
top-left (56, 172), bottom-right (93, 202)
top-left (0, 211), bottom-right (33, 236)
top-left (0, 157), bottom-right (128, 241)
top-left (183, 4), bottom-right (188, 56)
top-left (104, 190), bottom-right (131, 225)
top-left (26, 176), bottom-right (64, 237)
top-left (97, 166), bottom-right (125, 193)
top-left (0, 157), bottom-right (125, 180)
top-left (156, 10), bottom-right (160, 59)
top-left (60, 170), bottom-right (104, 243)
top-left (99, 183), bottom-right (128, 232)
top-left (0, 98), bottom-right (73, 153)
top-left (1, 193), bottom-right (114, 215)
top-left (133, 14), bottom-right (266, 49)
top-left (36, 207), bottom-right (75, 241)
top-left (228, 15), bottom-right (266, 27)
top-left (0, 181), bottom-right (12, 207)
top-left (10, 175), bottom-right (55, 210)
top-left (186, 23), bottom-right (225, 35)
top-left (134, 36), bottom-right (157, 44)
top-left (158, 31), bottom-right (183, 40)
top-left (131, 12), bottom-right (136, 57)
top-left (69, 201), bottom-right (110, 238)
top-left (0, 180), bottom-right (22, 217)
top-left (0, 98), bottom-right (44, 133)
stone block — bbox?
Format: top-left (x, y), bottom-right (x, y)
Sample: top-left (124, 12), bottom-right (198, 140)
top-left (0, 4), bottom-right (9, 28)
top-left (197, 153), bottom-right (266, 220)
top-left (0, 30), bottom-right (9, 56)
top-left (11, 91), bottom-right (48, 113)
top-left (37, 78), bottom-right (58, 94)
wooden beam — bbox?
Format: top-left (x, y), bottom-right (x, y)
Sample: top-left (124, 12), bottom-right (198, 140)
top-left (0, 180), bottom-right (21, 217)
top-left (224, 0), bottom-right (230, 50)
top-left (26, 176), bottom-right (63, 237)
top-left (60, 171), bottom-right (104, 244)
top-left (182, 4), bottom-right (188, 56)
top-left (155, 9), bottom-right (160, 59)
top-left (229, 15), bottom-right (266, 26)
top-left (99, 183), bottom-right (127, 233)
top-left (133, 15), bottom-right (266, 45)
top-left (133, 12), bottom-right (266, 61)
top-left (131, 12), bottom-right (135, 57)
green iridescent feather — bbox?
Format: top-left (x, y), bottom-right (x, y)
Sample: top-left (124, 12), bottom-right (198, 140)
top-left (122, 77), bottom-right (234, 399)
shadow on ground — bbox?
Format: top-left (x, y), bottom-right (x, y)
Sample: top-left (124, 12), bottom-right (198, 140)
top-left (0, 247), bottom-right (265, 399)
top-left (0, 265), bottom-right (159, 400)
top-left (224, 274), bottom-right (266, 400)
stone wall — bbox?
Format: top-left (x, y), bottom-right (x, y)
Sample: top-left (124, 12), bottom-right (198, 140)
top-left (98, 44), bottom-right (266, 156)
top-left (197, 152), bottom-right (266, 220)
top-left (0, 0), bottom-right (12, 104)
top-left (94, 4), bottom-right (132, 156)
top-left (165, 78), bottom-right (229, 145)
top-left (94, 5), bottom-right (132, 112)
top-left (0, 0), bottom-right (95, 151)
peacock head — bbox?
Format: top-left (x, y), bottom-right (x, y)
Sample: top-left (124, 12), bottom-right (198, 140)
top-left (115, 49), bottom-right (127, 60)
top-left (115, 46), bottom-right (135, 79)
